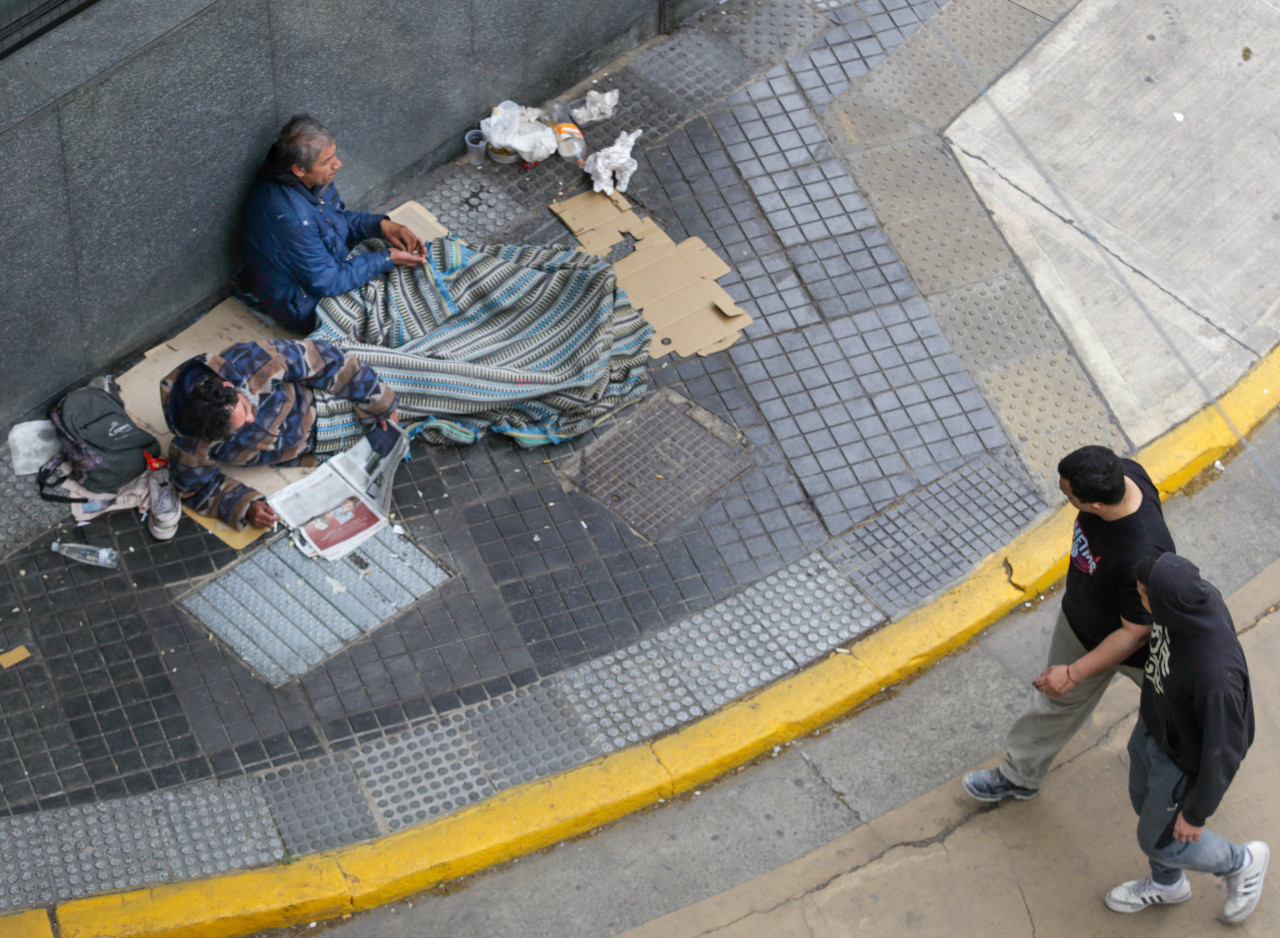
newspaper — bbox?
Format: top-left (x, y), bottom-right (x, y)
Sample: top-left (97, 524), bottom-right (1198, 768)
top-left (267, 422), bottom-right (408, 560)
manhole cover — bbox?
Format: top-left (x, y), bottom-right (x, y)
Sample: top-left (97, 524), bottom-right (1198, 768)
top-left (563, 389), bottom-right (752, 540)
top-left (182, 527), bottom-right (449, 686)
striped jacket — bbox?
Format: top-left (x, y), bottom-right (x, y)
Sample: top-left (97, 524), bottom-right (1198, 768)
top-left (160, 339), bottom-right (396, 528)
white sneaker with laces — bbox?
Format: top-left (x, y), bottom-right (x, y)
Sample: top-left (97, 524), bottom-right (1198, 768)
top-left (1223, 841), bottom-right (1269, 924)
top-left (1104, 874), bottom-right (1191, 913)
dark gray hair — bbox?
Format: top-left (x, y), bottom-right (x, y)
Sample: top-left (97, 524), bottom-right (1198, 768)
top-left (264, 114), bottom-right (335, 176)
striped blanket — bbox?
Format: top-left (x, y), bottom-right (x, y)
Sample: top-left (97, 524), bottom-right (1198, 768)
top-left (310, 237), bottom-right (653, 448)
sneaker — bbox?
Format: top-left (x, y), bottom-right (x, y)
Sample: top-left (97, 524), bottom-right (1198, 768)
top-left (961, 768), bottom-right (1039, 803)
top-left (1224, 841), bottom-right (1269, 923)
top-left (1105, 874), bottom-right (1191, 913)
top-left (146, 468), bottom-right (181, 541)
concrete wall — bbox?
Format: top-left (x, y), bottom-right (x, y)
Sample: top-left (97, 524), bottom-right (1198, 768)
top-left (0, 0), bottom-right (699, 426)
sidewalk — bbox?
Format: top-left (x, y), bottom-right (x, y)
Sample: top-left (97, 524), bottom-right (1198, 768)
top-left (3, 0), bottom-right (1279, 934)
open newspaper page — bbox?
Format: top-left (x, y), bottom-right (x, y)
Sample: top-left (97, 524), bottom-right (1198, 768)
top-left (266, 422), bottom-right (408, 560)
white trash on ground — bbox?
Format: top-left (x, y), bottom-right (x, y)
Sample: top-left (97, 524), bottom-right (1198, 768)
top-left (583, 129), bottom-right (643, 194)
top-left (571, 89), bottom-right (620, 126)
top-left (480, 100), bottom-right (557, 163)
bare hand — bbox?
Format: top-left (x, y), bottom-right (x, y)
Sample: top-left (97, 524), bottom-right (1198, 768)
top-left (246, 500), bottom-right (280, 529)
top-left (379, 409), bottom-right (399, 431)
top-left (1173, 812), bottom-right (1203, 843)
top-left (1032, 664), bottom-right (1076, 697)
top-left (389, 248), bottom-right (426, 268)
top-left (381, 219), bottom-right (425, 256)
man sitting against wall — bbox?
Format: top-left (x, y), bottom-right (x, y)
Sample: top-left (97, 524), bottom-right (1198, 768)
top-left (242, 114), bottom-right (426, 332)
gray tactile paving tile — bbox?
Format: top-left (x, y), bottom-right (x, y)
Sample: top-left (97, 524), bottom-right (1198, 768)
top-left (8, 778), bottom-right (281, 908)
top-left (886, 198), bottom-right (1016, 294)
top-left (0, 440), bottom-right (70, 558)
top-left (625, 25), bottom-right (757, 113)
top-left (462, 683), bottom-right (600, 789)
top-left (702, 0), bottom-right (836, 67)
top-left (556, 638), bottom-right (704, 752)
top-left (564, 391), bottom-right (752, 541)
top-left (980, 352), bottom-right (1127, 491)
top-left (856, 20), bottom-right (981, 130)
top-left (928, 273), bottom-right (1067, 370)
top-left (182, 529), bottom-right (448, 684)
top-left (927, 0), bottom-right (1051, 87)
top-left (736, 553), bottom-right (886, 663)
top-left (823, 447), bottom-right (1046, 614)
top-left (660, 606), bottom-right (798, 712)
top-left (260, 755), bottom-right (381, 855)
top-left (1009, 0), bottom-right (1072, 19)
top-left (846, 135), bottom-right (975, 222)
top-left (350, 716), bottom-right (494, 832)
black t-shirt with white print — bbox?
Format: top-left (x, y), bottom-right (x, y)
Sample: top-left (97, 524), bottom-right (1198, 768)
top-left (1060, 460), bottom-right (1175, 668)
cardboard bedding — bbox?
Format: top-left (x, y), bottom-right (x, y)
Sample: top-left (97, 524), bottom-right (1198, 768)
top-left (311, 236), bottom-right (654, 448)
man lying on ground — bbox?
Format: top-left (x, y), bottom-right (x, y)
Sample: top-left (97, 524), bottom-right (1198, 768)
top-left (243, 114), bottom-right (426, 332)
top-left (160, 339), bottom-right (397, 529)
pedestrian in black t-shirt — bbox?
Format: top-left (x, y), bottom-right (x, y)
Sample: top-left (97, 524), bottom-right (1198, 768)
top-left (1104, 552), bottom-right (1266, 924)
top-left (964, 445), bottom-right (1175, 802)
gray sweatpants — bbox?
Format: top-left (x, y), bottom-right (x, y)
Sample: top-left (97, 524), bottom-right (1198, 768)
top-left (1000, 610), bottom-right (1143, 790)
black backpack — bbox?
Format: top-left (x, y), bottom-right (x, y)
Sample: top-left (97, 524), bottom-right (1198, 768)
top-left (38, 385), bottom-right (160, 499)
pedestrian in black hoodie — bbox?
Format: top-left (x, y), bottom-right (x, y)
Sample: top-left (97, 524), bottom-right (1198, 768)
top-left (1104, 551), bottom-right (1268, 923)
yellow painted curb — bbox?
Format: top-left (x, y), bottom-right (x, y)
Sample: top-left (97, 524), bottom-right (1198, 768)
top-left (35, 345), bottom-right (1280, 937)
top-left (0, 909), bottom-right (54, 938)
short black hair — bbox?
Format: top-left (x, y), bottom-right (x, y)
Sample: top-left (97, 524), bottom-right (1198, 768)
top-left (184, 374), bottom-right (239, 441)
top-left (1134, 551), bottom-right (1162, 586)
top-left (1057, 445), bottom-right (1126, 504)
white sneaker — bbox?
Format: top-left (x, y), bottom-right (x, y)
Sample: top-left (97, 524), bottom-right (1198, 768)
top-left (1224, 841), bottom-right (1269, 924)
top-left (1104, 874), bottom-right (1191, 913)
top-left (147, 468), bottom-right (181, 541)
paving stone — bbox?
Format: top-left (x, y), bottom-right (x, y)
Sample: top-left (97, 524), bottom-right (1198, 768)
top-left (886, 199), bottom-right (1016, 294)
top-left (462, 683), bottom-right (600, 789)
top-left (856, 20), bottom-right (982, 130)
top-left (349, 716), bottom-right (493, 832)
top-left (928, 0), bottom-right (1051, 87)
top-left (700, 0), bottom-right (835, 68)
top-left (150, 778), bottom-right (281, 880)
top-left (556, 638), bottom-right (704, 752)
top-left (978, 352), bottom-right (1127, 492)
top-left (820, 84), bottom-right (936, 151)
top-left (0, 440), bottom-right (69, 560)
top-left (735, 553), bottom-right (886, 663)
top-left (625, 24), bottom-right (757, 112)
top-left (823, 447), bottom-right (1045, 613)
top-left (0, 813), bottom-right (55, 911)
top-left (928, 272), bottom-right (1067, 369)
top-left (1009, 0), bottom-right (1074, 19)
top-left (260, 755), bottom-right (381, 856)
top-left (660, 605), bottom-right (797, 712)
top-left (846, 135), bottom-right (975, 222)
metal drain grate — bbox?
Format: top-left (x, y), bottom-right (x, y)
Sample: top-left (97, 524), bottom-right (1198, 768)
top-left (562, 390), bottom-right (753, 540)
top-left (182, 527), bottom-right (448, 685)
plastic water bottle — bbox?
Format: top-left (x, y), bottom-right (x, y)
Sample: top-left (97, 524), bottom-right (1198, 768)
top-left (543, 101), bottom-right (587, 165)
top-left (50, 541), bottom-right (119, 569)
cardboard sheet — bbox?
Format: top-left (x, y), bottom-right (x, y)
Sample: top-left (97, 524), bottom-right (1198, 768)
top-left (550, 191), bottom-right (751, 356)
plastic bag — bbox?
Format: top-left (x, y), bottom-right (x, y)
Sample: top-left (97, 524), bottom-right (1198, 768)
top-left (480, 100), bottom-right (557, 163)
top-left (583, 129), bottom-right (643, 195)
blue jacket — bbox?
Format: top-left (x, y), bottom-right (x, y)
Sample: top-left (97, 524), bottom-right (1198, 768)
top-left (243, 173), bottom-right (394, 332)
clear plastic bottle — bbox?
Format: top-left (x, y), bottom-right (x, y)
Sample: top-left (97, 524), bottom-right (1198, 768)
top-left (543, 100), bottom-right (587, 165)
top-left (51, 541), bottom-right (119, 569)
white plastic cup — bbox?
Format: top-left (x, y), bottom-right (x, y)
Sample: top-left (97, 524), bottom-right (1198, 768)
top-left (465, 130), bottom-right (487, 167)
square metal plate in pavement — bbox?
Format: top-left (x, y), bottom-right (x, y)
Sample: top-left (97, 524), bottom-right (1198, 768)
top-left (561, 389), bottom-right (753, 541)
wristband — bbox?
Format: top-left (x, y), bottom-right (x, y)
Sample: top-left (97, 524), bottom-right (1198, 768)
top-left (1065, 663), bottom-right (1076, 684)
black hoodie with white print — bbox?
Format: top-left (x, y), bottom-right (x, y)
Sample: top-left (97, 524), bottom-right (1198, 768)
top-left (1140, 553), bottom-right (1254, 827)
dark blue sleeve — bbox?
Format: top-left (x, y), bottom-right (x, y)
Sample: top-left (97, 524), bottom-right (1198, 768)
top-left (275, 215), bottom-right (392, 297)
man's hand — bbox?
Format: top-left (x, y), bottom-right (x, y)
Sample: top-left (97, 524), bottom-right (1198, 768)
top-left (389, 248), bottom-right (426, 268)
top-left (381, 219), bottom-right (425, 256)
top-left (1173, 812), bottom-right (1203, 843)
top-left (1032, 664), bottom-right (1078, 698)
top-left (246, 499), bottom-right (280, 529)
top-left (379, 410), bottom-right (399, 431)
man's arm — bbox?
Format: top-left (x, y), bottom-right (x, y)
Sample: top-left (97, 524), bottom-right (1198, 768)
top-left (278, 217), bottom-right (394, 298)
top-left (1180, 690), bottom-right (1250, 827)
top-left (168, 438), bottom-right (266, 530)
top-left (274, 340), bottom-right (397, 423)
top-left (1033, 618), bottom-right (1150, 697)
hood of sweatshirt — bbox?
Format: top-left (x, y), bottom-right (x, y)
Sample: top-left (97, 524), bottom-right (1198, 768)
top-left (1146, 553), bottom-right (1229, 638)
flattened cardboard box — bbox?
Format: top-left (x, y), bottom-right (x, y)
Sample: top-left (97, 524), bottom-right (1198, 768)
top-left (550, 191), bottom-right (752, 357)
top-left (114, 201), bottom-right (449, 549)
